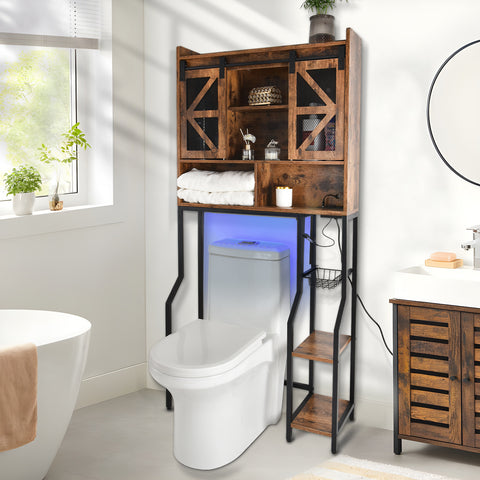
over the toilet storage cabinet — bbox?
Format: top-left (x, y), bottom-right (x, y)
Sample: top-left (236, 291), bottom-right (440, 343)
top-left (391, 299), bottom-right (480, 454)
top-left (177, 28), bottom-right (360, 216)
top-left (172, 30), bottom-right (361, 454)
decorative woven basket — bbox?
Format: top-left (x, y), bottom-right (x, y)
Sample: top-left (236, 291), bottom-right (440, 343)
top-left (248, 86), bottom-right (282, 106)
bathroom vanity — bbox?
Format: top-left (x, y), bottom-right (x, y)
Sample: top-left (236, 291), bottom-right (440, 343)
top-left (391, 298), bottom-right (480, 454)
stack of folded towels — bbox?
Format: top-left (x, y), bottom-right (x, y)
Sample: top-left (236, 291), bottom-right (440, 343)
top-left (177, 168), bottom-right (254, 206)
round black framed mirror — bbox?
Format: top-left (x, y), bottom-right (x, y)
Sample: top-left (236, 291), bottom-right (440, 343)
top-left (427, 39), bottom-right (480, 186)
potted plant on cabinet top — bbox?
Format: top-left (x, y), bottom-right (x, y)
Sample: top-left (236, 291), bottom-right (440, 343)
top-left (301, 0), bottom-right (348, 43)
top-left (3, 165), bottom-right (42, 216)
top-left (38, 122), bottom-right (91, 211)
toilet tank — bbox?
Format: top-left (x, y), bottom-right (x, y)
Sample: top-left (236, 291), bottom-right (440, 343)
top-left (206, 239), bottom-right (290, 335)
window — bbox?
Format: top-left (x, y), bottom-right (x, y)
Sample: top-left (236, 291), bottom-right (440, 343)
top-left (0, 45), bottom-right (75, 200)
top-left (0, 0), bottom-right (112, 214)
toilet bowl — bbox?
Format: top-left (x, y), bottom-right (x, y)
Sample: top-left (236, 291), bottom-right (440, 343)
top-left (149, 239), bottom-right (290, 470)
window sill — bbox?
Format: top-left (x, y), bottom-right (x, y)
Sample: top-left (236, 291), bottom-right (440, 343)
top-left (0, 203), bottom-right (124, 239)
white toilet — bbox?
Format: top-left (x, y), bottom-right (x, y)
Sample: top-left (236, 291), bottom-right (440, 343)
top-left (149, 238), bottom-right (290, 470)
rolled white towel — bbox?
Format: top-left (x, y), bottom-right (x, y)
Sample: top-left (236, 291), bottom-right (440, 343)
top-left (177, 169), bottom-right (254, 192)
top-left (177, 189), bottom-right (254, 206)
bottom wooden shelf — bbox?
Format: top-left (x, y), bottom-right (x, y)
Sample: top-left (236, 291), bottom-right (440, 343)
top-left (291, 394), bottom-right (350, 436)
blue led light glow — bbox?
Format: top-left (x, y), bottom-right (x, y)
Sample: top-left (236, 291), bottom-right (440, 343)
top-left (204, 213), bottom-right (310, 302)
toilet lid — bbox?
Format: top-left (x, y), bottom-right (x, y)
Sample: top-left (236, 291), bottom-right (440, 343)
top-left (149, 319), bottom-right (266, 378)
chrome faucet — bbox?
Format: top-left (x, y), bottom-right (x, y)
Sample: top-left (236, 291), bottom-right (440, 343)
top-left (461, 225), bottom-right (480, 269)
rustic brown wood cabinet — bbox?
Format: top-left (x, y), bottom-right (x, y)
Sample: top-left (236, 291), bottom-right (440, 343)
top-left (177, 28), bottom-right (361, 216)
top-left (392, 299), bottom-right (480, 454)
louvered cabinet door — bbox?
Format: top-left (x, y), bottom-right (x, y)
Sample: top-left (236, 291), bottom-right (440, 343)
top-left (179, 68), bottom-right (226, 159)
top-left (461, 313), bottom-right (480, 449)
top-left (397, 305), bottom-right (462, 445)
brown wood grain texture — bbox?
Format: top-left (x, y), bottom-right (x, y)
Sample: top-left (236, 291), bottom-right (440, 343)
top-left (292, 331), bottom-right (351, 363)
top-left (463, 313), bottom-right (479, 447)
top-left (291, 394), bottom-right (349, 436)
top-left (411, 373), bottom-right (449, 391)
top-left (411, 356), bottom-right (449, 374)
top-left (344, 28), bottom-right (361, 216)
top-left (410, 422), bottom-right (452, 443)
top-left (411, 389), bottom-right (449, 408)
top-left (447, 310), bottom-right (462, 444)
top-left (391, 299), bottom-right (480, 315)
top-left (177, 33), bottom-right (359, 215)
top-left (410, 307), bottom-right (451, 324)
top-left (410, 340), bottom-right (449, 358)
top-left (410, 323), bottom-right (449, 340)
top-left (397, 305), bottom-right (411, 436)
top-left (411, 406), bottom-right (449, 425)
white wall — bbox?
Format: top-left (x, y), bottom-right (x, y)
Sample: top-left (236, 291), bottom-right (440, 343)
top-left (0, 0), bottom-right (146, 407)
top-left (145, 0), bottom-right (480, 429)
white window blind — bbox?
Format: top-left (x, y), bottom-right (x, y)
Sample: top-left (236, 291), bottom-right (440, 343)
top-left (0, 0), bottom-right (100, 48)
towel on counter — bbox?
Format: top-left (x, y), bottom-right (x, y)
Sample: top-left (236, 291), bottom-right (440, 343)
top-left (177, 188), bottom-right (254, 206)
top-left (0, 343), bottom-right (37, 452)
top-left (177, 168), bottom-right (254, 193)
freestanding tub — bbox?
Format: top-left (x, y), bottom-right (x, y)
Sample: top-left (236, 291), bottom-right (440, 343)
top-left (0, 310), bottom-right (91, 480)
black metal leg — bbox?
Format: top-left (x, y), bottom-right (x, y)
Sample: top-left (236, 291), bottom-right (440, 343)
top-left (286, 215), bottom-right (306, 443)
top-left (393, 304), bottom-right (402, 454)
top-left (198, 211), bottom-right (204, 319)
top-left (349, 216), bottom-right (358, 421)
top-left (331, 217), bottom-right (348, 454)
top-left (164, 208), bottom-right (185, 410)
top-left (308, 216), bottom-right (316, 392)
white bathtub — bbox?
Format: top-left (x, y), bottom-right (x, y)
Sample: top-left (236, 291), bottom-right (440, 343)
top-left (0, 310), bottom-right (91, 480)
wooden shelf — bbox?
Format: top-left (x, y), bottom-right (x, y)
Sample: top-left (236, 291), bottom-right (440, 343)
top-left (177, 201), bottom-right (346, 217)
top-left (179, 159), bottom-right (344, 165)
top-left (229, 104), bottom-right (288, 112)
top-left (293, 330), bottom-right (351, 363)
top-left (291, 394), bottom-right (350, 436)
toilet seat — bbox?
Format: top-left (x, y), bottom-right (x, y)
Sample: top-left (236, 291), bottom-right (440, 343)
top-left (149, 319), bottom-right (266, 378)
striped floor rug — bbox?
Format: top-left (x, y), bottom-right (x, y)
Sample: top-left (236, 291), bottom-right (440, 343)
top-left (287, 455), bottom-right (459, 480)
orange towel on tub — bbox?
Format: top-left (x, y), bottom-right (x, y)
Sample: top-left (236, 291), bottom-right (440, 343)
top-left (0, 342), bottom-right (37, 451)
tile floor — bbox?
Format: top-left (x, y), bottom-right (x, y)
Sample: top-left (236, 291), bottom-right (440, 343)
top-left (46, 389), bottom-right (480, 480)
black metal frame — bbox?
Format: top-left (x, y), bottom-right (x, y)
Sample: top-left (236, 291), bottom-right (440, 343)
top-left (286, 214), bottom-right (358, 453)
top-left (392, 303), bottom-right (402, 454)
top-left (164, 206), bottom-right (357, 455)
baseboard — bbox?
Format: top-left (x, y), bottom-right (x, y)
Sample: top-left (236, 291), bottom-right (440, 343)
top-left (75, 363), bottom-right (147, 409)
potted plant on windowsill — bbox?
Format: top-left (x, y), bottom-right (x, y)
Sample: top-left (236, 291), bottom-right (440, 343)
top-left (38, 122), bottom-right (91, 211)
top-left (3, 165), bottom-right (42, 216)
top-left (301, 0), bottom-right (348, 43)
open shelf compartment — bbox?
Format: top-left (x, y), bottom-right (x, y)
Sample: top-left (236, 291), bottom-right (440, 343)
top-left (293, 330), bottom-right (351, 363)
top-left (291, 394), bottom-right (351, 436)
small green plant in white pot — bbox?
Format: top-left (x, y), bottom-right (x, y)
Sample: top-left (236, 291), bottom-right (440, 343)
top-left (301, 0), bottom-right (348, 43)
top-left (3, 165), bottom-right (42, 215)
top-left (39, 122), bottom-right (91, 211)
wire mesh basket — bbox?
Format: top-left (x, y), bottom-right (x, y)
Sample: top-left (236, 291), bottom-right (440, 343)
top-left (304, 267), bottom-right (342, 289)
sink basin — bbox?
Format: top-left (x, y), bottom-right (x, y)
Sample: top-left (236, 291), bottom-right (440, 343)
top-left (393, 265), bottom-right (480, 308)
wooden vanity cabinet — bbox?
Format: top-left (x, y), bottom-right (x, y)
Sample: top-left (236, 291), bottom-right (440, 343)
top-left (392, 299), bottom-right (480, 454)
top-left (176, 28), bottom-right (361, 216)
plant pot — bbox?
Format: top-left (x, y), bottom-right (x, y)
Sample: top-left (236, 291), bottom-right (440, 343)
top-left (12, 192), bottom-right (35, 216)
top-left (309, 14), bottom-right (335, 43)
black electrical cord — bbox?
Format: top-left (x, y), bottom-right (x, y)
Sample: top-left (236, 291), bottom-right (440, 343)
top-left (314, 218), bottom-right (394, 357)
top-left (303, 217), bottom-right (335, 247)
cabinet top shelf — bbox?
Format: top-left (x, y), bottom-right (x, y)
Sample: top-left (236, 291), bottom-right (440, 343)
top-left (229, 104), bottom-right (288, 112)
top-left (177, 31), bottom-right (353, 64)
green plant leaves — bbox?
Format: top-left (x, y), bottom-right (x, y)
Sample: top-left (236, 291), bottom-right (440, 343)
top-left (3, 164), bottom-right (42, 195)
